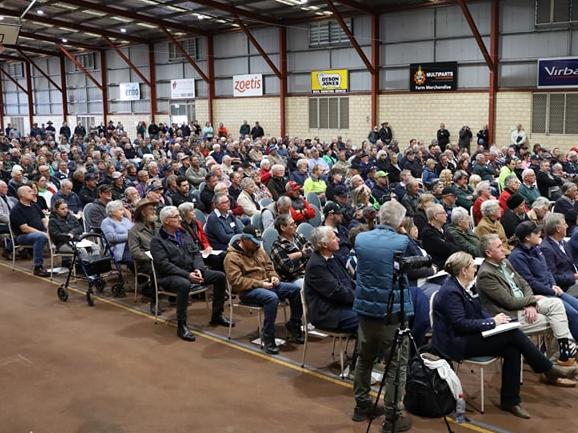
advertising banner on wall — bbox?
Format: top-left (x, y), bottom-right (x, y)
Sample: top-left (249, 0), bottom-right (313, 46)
top-left (410, 62), bottom-right (458, 91)
top-left (118, 82), bottom-right (140, 101)
top-left (233, 74), bottom-right (263, 97)
top-left (538, 57), bottom-right (578, 88)
top-left (311, 69), bottom-right (349, 93)
top-left (170, 78), bottom-right (195, 99)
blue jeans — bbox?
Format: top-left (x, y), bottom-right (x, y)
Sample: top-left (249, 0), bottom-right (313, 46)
top-left (560, 293), bottom-right (578, 341)
top-left (239, 282), bottom-right (303, 338)
top-left (16, 232), bottom-right (48, 266)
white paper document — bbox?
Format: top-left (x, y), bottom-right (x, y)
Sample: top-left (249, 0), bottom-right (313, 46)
top-left (481, 321), bottom-right (520, 338)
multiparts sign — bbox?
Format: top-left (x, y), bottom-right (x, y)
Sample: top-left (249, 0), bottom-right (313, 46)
top-left (538, 57), bottom-right (578, 88)
top-left (311, 69), bottom-right (349, 94)
top-left (410, 62), bottom-right (458, 92)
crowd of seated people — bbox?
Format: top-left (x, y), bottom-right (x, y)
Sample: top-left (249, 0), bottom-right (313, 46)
top-left (5, 118), bottom-right (578, 422)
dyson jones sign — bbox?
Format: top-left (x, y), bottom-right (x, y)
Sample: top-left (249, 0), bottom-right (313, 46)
top-left (538, 57), bottom-right (578, 88)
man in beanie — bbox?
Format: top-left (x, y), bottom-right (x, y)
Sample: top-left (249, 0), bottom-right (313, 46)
top-left (502, 194), bottom-right (529, 238)
top-left (553, 182), bottom-right (578, 235)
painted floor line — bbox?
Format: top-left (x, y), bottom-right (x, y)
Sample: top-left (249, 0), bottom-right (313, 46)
top-left (2, 260), bottom-right (503, 433)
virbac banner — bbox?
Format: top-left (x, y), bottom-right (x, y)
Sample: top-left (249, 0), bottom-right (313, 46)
top-left (538, 57), bottom-right (578, 89)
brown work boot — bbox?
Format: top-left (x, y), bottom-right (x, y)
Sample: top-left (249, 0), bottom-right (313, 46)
top-left (382, 411), bottom-right (412, 433)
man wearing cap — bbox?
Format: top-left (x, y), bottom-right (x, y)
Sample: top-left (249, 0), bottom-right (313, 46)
top-left (45, 121), bottom-right (55, 135)
top-left (553, 182), bottom-right (578, 235)
top-left (285, 181), bottom-right (315, 225)
top-left (364, 166), bottom-right (379, 190)
top-left (370, 170), bottom-right (390, 205)
top-left (440, 186), bottom-right (457, 220)
top-left (79, 173), bottom-right (99, 207)
top-left (151, 206), bottom-right (230, 342)
top-left (224, 225), bottom-right (304, 355)
top-left (267, 145), bottom-right (284, 167)
top-left (145, 181), bottom-right (166, 214)
top-left (510, 221), bottom-right (578, 347)
top-left (85, 184), bottom-right (113, 231)
top-left (111, 172), bottom-right (126, 201)
top-left (502, 194), bottom-right (529, 238)
top-left (322, 201), bottom-right (350, 263)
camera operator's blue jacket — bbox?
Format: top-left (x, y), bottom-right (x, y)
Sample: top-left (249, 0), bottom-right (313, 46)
top-left (354, 224), bottom-right (414, 319)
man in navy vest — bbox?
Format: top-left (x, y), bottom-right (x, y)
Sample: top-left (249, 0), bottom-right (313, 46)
top-left (352, 199), bottom-right (413, 432)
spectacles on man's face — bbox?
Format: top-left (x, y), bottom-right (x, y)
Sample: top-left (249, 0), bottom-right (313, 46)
top-left (167, 214), bottom-right (181, 220)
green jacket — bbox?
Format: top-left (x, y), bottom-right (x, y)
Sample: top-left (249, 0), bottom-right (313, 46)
top-left (446, 225), bottom-right (481, 258)
top-left (455, 185), bottom-right (474, 210)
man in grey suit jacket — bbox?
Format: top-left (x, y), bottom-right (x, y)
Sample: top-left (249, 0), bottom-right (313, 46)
top-left (477, 234), bottom-right (577, 373)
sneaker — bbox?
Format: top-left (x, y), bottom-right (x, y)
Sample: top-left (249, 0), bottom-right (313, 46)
top-left (382, 412), bottom-right (412, 433)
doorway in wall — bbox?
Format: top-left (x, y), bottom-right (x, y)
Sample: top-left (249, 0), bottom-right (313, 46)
top-left (9, 117), bottom-right (24, 134)
top-left (169, 101), bottom-right (195, 126)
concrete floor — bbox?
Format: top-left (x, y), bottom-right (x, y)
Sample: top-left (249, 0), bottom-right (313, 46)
top-left (0, 261), bottom-right (576, 433)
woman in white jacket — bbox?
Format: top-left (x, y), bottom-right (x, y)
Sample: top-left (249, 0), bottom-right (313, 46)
top-left (236, 177), bottom-right (261, 217)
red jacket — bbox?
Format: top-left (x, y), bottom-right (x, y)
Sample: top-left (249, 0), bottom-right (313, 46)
top-left (290, 198), bottom-right (316, 224)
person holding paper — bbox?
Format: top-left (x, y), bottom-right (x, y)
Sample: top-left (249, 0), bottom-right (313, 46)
top-left (477, 234), bottom-right (577, 373)
top-left (433, 252), bottom-right (577, 419)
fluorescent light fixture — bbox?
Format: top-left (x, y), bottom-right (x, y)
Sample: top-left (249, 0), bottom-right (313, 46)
top-left (136, 22), bottom-right (157, 28)
top-left (83, 10), bottom-right (106, 17)
top-left (111, 16), bottom-right (133, 23)
top-left (54, 3), bottom-right (78, 10)
top-left (120, 27), bottom-right (127, 33)
top-left (166, 5), bottom-right (185, 12)
top-left (37, 10), bottom-right (44, 15)
top-left (139, 0), bottom-right (158, 4)
top-left (58, 26), bottom-right (79, 32)
top-left (216, 19), bottom-right (227, 24)
top-left (195, 13), bottom-right (208, 20)
top-left (322, 11), bottom-right (332, 15)
top-left (84, 32), bottom-right (101, 37)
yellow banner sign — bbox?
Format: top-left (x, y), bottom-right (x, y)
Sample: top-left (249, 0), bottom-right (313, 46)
top-left (311, 69), bottom-right (349, 93)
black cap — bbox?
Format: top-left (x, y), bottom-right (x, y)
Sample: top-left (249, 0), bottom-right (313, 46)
top-left (323, 201), bottom-right (343, 217)
top-left (146, 181), bottom-right (163, 193)
top-left (515, 221), bottom-right (541, 241)
top-left (85, 173), bottom-right (97, 181)
top-left (333, 185), bottom-right (348, 197)
top-left (441, 186), bottom-right (456, 197)
top-left (97, 183), bottom-right (113, 194)
top-left (507, 193), bottom-right (525, 209)
top-left (241, 225), bottom-right (262, 245)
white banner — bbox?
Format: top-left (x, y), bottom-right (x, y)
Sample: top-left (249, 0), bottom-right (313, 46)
top-left (233, 74), bottom-right (263, 97)
top-left (118, 82), bottom-right (140, 101)
top-left (170, 78), bottom-right (195, 99)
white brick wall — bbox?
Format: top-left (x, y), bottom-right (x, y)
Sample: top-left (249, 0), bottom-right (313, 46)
top-left (213, 97), bottom-right (280, 137)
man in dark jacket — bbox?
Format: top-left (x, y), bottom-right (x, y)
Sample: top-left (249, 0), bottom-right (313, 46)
top-left (436, 123), bottom-right (450, 151)
top-left (267, 164), bottom-right (287, 201)
top-left (553, 182), bottom-right (578, 235)
top-left (150, 206), bottom-right (230, 342)
top-left (250, 121), bottom-right (264, 140)
top-left (378, 122), bottom-right (392, 144)
top-left (304, 226), bottom-right (357, 332)
top-left (204, 193), bottom-right (242, 250)
top-left (78, 173), bottom-right (98, 207)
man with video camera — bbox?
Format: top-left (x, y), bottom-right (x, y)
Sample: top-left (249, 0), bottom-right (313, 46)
top-left (352, 200), bottom-right (418, 432)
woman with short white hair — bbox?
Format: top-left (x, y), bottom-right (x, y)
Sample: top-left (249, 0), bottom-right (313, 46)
top-left (236, 177), bottom-right (261, 217)
top-left (101, 200), bottom-right (134, 264)
top-left (472, 180), bottom-right (492, 225)
top-left (446, 207), bottom-right (481, 257)
top-left (474, 199), bottom-right (512, 254)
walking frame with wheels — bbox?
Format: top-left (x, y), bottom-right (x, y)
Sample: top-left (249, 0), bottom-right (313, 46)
top-left (366, 252), bottom-right (454, 433)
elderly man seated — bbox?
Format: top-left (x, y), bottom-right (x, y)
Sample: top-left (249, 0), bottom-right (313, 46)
top-left (270, 214), bottom-right (312, 287)
top-left (477, 234), bottom-right (577, 376)
top-left (224, 225), bottom-right (304, 355)
top-left (303, 226), bottom-right (358, 333)
top-left (542, 212), bottom-right (578, 297)
top-left (150, 206), bottom-right (231, 342)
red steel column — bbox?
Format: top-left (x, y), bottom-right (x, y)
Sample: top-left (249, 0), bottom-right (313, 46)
top-left (148, 44), bottom-right (157, 124)
top-left (488, 0), bottom-right (499, 144)
top-left (0, 73), bottom-right (4, 131)
top-left (100, 50), bottom-right (108, 125)
top-left (25, 61), bottom-right (34, 131)
top-left (59, 54), bottom-right (69, 122)
top-left (280, 26), bottom-right (287, 137)
top-left (371, 14), bottom-right (379, 128)
top-left (207, 35), bottom-right (215, 126)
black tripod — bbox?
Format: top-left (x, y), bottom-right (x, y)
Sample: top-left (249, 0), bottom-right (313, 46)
top-left (366, 254), bottom-right (454, 433)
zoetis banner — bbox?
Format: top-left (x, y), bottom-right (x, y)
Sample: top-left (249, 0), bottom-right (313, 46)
top-left (118, 82), bottom-right (140, 101)
top-left (410, 62), bottom-right (458, 91)
top-left (538, 57), bottom-right (578, 88)
top-left (311, 69), bottom-right (349, 93)
top-left (233, 74), bottom-right (263, 97)
top-left (170, 78), bottom-right (195, 99)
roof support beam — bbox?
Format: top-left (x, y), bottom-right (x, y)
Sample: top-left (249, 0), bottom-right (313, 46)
top-left (186, 0), bottom-right (280, 26)
top-left (0, 73), bottom-right (4, 131)
top-left (161, 27), bottom-right (209, 82)
top-left (0, 54), bottom-right (25, 62)
top-left (59, 54), bottom-right (69, 121)
top-left (25, 61), bottom-right (34, 132)
top-left (336, 0), bottom-right (375, 14)
top-left (0, 66), bottom-right (29, 94)
top-left (457, 0), bottom-right (494, 71)
top-left (233, 16), bottom-right (281, 79)
top-left (103, 37), bottom-right (151, 87)
top-left (5, 45), bottom-right (59, 57)
top-left (20, 31), bottom-right (101, 50)
top-left (51, 0), bottom-right (206, 35)
top-left (324, 0), bottom-right (375, 75)
top-left (148, 44), bottom-right (157, 125)
top-left (16, 50), bottom-right (62, 91)
top-left (58, 45), bottom-right (102, 90)
top-left (0, 7), bottom-right (146, 44)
